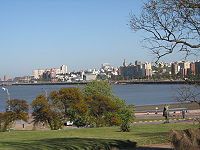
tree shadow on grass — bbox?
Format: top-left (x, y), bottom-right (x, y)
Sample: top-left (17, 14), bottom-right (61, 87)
top-left (1, 138), bottom-right (137, 150)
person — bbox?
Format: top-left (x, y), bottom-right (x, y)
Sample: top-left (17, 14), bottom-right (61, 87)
top-left (182, 110), bottom-right (185, 119)
top-left (155, 107), bottom-right (158, 114)
top-left (163, 105), bottom-right (169, 123)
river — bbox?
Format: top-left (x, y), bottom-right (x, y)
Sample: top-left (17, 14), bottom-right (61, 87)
top-left (0, 84), bottom-right (198, 111)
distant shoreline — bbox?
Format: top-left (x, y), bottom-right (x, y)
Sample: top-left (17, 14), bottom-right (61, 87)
top-left (1, 80), bottom-right (200, 86)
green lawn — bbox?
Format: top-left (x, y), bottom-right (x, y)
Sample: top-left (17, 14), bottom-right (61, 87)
top-left (0, 123), bottom-right (199, 150)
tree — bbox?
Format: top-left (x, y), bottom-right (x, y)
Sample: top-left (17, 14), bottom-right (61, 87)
top-left (67, 101), bottom-right (89, 127)
top-left (0, 99), bottom-right (29, 132)
top-left (82, 80), bottom-right (135, 130)
top-left (49, 87), bottom-right (83, 113)
top-left (176, 84), bottom-right (200, 107)
top-left (120, 104), bottom-right (135, 132)
top-left (32, 94), bottom-right (65, 130)
top-left (0, 113), bottom-right (4, 131)
top-left (86, 94), bottom-right (120, 127)
top-left (130, 0), bottom-right (200, 61)
top-left (31, 85), bottom-right (135, 130)
top-left (82, 80), bottom-right (113, 97)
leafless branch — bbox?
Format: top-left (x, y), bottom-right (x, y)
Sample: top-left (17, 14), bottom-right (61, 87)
top-left (176, 84), bottom-right (200, 107)
top-left (129, 0), bottom-right (200, 61)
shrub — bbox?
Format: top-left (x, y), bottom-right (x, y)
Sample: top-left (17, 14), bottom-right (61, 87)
top-left (120, 105), bottom-right (134, 132)
top-left (170, 128), bottom-right (200, 150)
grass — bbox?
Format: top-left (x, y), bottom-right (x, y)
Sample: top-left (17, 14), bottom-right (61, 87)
top-left (0, 123), bottom-right (199, 150)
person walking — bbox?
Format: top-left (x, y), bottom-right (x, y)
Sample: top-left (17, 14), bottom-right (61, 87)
top-left (163, 105), bottom-right (169, 123)
top-left (182, 110), bottom-right (185, 119)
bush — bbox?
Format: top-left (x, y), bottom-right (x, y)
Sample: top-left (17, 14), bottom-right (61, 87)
top-left (120, 105), bottom-right (134, 132)
top-left (170, 128), bottom-right (200, 150)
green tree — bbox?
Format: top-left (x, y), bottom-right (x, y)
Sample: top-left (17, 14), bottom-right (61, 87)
top-left (0, 99), bottom-right (29, 132)
top-left (86, 94), bottom-right (121, 127)
top-left (82, 80), bottom-right (113, 97)
top-left (82, 80), bottom-right (135, 129)
top-left (32, 94), bottom-right (64, 130)
top-left (49, 87), bottom-right (83, 113)
top-left (49, 87), bottom-right (84, 127)
top-left (67, 101), bottom-right (89, 127)
top-left (120, 104), bottom-right (135, 132)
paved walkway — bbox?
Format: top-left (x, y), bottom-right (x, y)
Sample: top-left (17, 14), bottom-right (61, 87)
top-left (131, 117), bottom-right (199, 125)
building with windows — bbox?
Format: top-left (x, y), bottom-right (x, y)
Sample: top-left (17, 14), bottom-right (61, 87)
top-left (195, 61), bottom-right (200, 75)
top-left (119, 60), bottom-right (152, 79)
top-left (33, 65), bottom-right (68, 79)
top-left (60, 65), bottom-right (68, 74)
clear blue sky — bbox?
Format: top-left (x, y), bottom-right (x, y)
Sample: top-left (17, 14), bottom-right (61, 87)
top-left (0, 0), bottom-right (197, 78)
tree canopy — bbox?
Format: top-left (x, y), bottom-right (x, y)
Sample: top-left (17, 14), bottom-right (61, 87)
top-left (130, 0), bottom-right (200, 61)
top-left (32, 94), bottom-right (65, 130)
top-left (32, 83), bottom-right (134, 131)
top-left (0, 99), bottom-right (29, 132)
top-left (82, 80), bottom-right (113, 97)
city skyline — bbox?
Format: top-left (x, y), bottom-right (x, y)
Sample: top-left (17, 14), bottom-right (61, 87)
top-left (1, 59), bottom-right (200, 81)
top-left (0, 0), bottom-right (199, 77)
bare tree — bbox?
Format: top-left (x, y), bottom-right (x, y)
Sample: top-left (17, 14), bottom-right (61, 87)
top-left (130, 0), bottom-right (200, 62)
top-left (176, 84), bottom-right (200, 107)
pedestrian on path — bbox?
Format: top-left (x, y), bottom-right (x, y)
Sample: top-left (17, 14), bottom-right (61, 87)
top-left (163, 105), bottom-right (169, 123)
top-left (182, 110), bottom-right (186, 119)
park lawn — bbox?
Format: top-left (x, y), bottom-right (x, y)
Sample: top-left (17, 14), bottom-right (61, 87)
top-left (0, 123), bottom-right (199, 150)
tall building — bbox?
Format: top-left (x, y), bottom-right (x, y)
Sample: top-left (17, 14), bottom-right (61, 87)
top-left (60, 65), bottom-right (68, 74)
top-left (195, 61), bottom-right (200, 75)
top-left (179, 61), bottom-right (190, 77)
top-left (190, 62), bottom-right (196, 75)
top-left (3, 75), bottom-right (10, 81)
top-left (135, 60), bottom-right (142, 66)
top-left (171, 62), bottom-right (179, 75)
top-left (142, 62), bottom-right (152, 76)
top-left (123, 59), bottom-right (128, 67)
top-left (33, 69), bottom-right (45, 79)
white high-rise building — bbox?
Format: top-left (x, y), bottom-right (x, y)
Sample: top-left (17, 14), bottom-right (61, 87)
top-left (33, 69), bottom-right (45, 79)
top-left (60, 65), bottom-right (68, 74)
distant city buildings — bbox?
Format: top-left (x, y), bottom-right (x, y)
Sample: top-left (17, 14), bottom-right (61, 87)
top-left (119, 60), bottom-right (152, 79)
top-left (33, 65), bottom-right (68, 80)
top-left (3, 75), bottom-right (10, 81)
top-left (171, 60), bottom-right (200, 77)
top-left (2, 59), bottom-right (200, 83)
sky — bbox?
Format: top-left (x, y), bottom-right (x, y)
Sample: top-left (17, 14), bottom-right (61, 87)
top-left (0, 0), bottom-right (198, 78)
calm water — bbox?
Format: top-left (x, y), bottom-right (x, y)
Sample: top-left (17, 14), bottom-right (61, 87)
top-left (0, 84), bottom-right (198, 111)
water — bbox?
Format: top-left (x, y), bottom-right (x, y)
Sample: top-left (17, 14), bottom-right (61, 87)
top-left (0, 84), bottom-right (198, 111)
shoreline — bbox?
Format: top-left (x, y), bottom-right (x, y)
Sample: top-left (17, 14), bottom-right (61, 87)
top-left (1, 80), bottom-right (200, 86)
